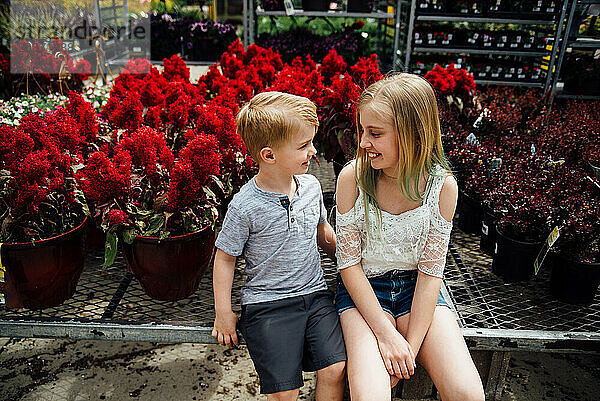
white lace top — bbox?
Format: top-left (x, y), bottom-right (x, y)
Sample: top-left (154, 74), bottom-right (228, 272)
top-left (335, 172), bottom-right (453, 278)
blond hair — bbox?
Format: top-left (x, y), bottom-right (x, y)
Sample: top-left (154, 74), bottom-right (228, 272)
top-left (236, 91), bottom-right (319, 162)
top-left (355, 73), bottom-right (451, 223)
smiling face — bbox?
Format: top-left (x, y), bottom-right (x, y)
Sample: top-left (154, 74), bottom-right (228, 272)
top-left (358, 102), bottom-right (400, 177)
top-left (272, 120), bottom-right (317, 176)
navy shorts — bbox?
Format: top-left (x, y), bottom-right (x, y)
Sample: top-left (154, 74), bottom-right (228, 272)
top-left (335, 270), bottom-right (448, 318)
top-left (239, 290), bottom-right (347, 394)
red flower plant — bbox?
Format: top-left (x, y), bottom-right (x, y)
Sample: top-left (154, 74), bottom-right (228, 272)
top-left (0, 109), bottom-right (88, 242)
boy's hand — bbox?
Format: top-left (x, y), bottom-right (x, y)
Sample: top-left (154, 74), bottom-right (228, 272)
top-left (212, 310), bottom-right (239, 347)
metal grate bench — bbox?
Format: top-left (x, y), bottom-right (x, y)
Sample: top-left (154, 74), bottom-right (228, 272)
top-left (2, 229), bottom-right (599, 400)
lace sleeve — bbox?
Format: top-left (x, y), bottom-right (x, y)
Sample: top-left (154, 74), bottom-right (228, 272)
top-left (335, 208), bottom-right (362, 270)
top-left (418, 179), bottom-right (453, 278)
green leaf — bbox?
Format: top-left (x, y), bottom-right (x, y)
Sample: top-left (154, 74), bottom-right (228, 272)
top-left (144, 214), bottom-right (165, 236)
top-left (122, 228), bottom-right (137, 244)
top-left (102, 230), bottom-right (118, 269)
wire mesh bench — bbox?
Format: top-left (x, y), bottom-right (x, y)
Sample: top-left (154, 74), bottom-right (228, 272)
top-left (2, 228), bottom-right (599, 400)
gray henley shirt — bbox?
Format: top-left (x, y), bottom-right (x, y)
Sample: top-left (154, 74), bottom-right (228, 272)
top-left (215, 174), bottom-right (328, 305)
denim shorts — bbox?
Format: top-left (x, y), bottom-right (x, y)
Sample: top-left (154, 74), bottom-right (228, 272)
top-left (335, 270), bottom-right (448, 318)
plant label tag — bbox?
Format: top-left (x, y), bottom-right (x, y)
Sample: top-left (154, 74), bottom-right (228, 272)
top-left (533, 226), bottom-right (560, 275)
top-left (0, 243), bottom-right (4, 284)
top-left (284, 0), bottom-right (295, 15)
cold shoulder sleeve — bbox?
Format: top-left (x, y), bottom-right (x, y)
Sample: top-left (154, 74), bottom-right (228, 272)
top-left (417, 175), bottom-right (453, 278)
top-left (335, 206), bottom-right (362, 271)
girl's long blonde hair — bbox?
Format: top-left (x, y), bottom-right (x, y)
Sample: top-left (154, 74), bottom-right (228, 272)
top-left (355, 73), bottom-right (451, 223)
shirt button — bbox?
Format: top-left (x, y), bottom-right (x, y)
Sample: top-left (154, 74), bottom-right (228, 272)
top-left (291, 217), bottom-right (295, 223)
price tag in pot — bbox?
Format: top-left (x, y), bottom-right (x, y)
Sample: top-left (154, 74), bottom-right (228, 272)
top-left (284, 0), bottom-right (295, 15)
top-left (0, 243), bottom-right (4, 305)
top-left (533, 226), bottom-right (560, 275)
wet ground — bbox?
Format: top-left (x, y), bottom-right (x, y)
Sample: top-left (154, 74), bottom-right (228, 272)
top-left (2, 338), bottom-right (600, 401)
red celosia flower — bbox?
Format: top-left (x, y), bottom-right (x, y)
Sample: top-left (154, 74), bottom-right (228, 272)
top-left (162, 54), bottom-right (190, 83)
top-left (108, 209), bottom-right (129, 225)
top-left (108, 93), bottom-right (144, 131)
top-left (349, 54), bottom-right (383, 88)
top-left (80, 151), bottom-right (130, 204)
top-left (66, 91), bottom-right (99, 143)
top-left (320, 49), bottom-right (347, 84)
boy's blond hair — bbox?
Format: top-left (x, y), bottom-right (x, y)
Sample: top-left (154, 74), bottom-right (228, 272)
top-left (236, 91), bottom-right (319, 162)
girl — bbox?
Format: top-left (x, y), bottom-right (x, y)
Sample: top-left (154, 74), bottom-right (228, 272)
top-left (334, 74), bottom-right (485, 401)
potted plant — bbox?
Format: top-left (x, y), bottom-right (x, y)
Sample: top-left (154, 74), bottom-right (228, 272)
top-left (0, 109), bottom-right (89, 309)
top-left (545, 170), bottom-right (600, 304)
top-left (79, 126), bottom-right (222, 301)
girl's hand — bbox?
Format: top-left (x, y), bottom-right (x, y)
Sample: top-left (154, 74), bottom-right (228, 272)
top-left (376, 328), bottom-right (416, 379)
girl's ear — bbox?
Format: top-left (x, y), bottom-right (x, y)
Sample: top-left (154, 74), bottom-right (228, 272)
top-left (259, 147), bottom-right (276, 165)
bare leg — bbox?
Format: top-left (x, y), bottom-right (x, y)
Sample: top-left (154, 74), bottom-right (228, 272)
top-left (315, 361), bottom-right (346, 401)
top-left (396, 307), bottom-right (485, 401)
top-left (266, 388), bottom-right (300, 401)
top-left (340, 308), bottom-right (398, 401)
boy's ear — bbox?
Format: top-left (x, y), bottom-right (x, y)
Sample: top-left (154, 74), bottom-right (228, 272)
top-left (259, 147), bottom-right (276, 165)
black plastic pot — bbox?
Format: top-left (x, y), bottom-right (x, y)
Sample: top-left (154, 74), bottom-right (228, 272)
top-left (492, 225), bottom-right (543, 282)
top-left (302, 0), bottom-right (329, 11)
top-left (549, 252), bottom-right (600, 304)
top-left (456, 190), bottom-right (483, 234)
top-left (347, 0), bottom-right (373, 13)
top-left (479, 207), bottom-right (497, 256)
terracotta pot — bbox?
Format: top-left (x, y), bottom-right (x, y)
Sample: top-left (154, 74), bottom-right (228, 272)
top-left (122, 226), bottom-right (216, 301)
top-left (492, 224), bottom-right (543, 282)
top-left (549, 252), bottom-right (600, 304)
top-left (1, 217), bottom-right (87, 309)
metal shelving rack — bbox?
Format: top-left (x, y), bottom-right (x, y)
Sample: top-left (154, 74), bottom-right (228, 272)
top-left (403, 0), bottom-right (570, 90)
top-left (550, 0), bottom-right (600, 99)
top-left (242, 1), bottom-right (409, 72)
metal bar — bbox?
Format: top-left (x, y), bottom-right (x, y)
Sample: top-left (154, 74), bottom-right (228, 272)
top-left (556, 94), bottom-right (600, 99)
top-left (462, 328), bottom-right (600, 353)
top-left (100, 271), bottom-right (133, 320)
top-left (404, 0), bottom-right (417, 72)
top-left (249, 0), bottom-right (255, 46)
top-left (545, 0), bottom-right (571, 91)
top-left (255, 10), bottom-right (395, 18)
top-left (243, 0), bottom-right (248, 47)
top-left (392, 0), bottom-right (402, 71)
top-left (416, 15), bottom-right (556, 25)
top-left (474, 80), bottom-right (545, 87)
top-left (412, 47), bottom-right (547, 56)
top-left (0, 320), bottom-right (223, 343)
top-left (568, 39), bottom-right (600, 48)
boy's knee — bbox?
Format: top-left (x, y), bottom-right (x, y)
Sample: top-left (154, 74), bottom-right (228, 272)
top-left (267, 388), bottom-right (299, 401)
top-left (317, 360), bottom-right (346, 384)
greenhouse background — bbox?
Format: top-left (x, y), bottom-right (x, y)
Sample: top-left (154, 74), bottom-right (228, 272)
top-left (0, 1), bottom-right (599, 400)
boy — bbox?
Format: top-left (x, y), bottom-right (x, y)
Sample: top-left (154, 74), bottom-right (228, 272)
top-left (212, 92), bottom-right (346, 401)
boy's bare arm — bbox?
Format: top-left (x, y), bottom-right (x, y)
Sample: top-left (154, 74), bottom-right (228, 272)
top-left (317, 220), bottom-right (336, 262)
top-left (212, 248), bottom-right (239, 347)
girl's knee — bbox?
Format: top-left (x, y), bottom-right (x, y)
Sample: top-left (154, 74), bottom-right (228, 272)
top-left (445, 384), bottom-right (485, 401)
top-left (317, 360), bottom-right (346, 384)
